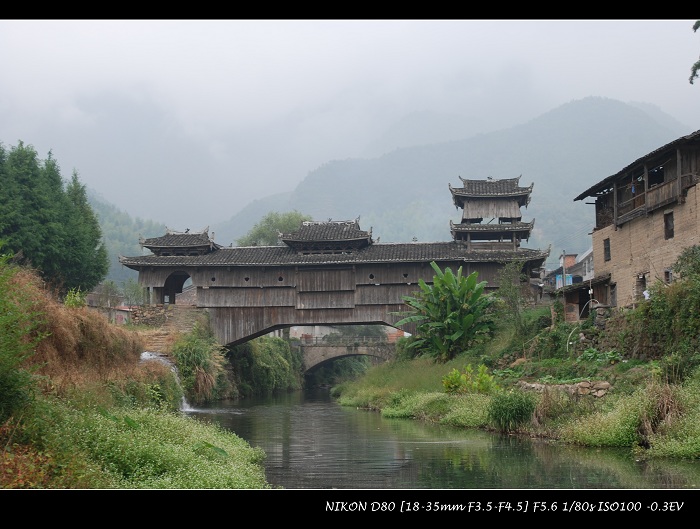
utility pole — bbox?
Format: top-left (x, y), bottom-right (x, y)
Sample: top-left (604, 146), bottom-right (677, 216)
top-left (561, 250), bottom-right (566, 289)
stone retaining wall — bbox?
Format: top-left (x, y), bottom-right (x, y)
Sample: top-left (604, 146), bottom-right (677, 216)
top-left (130, 305), bottom-right (168, 327)
top-left (517, 379), bottom-right (612, 398)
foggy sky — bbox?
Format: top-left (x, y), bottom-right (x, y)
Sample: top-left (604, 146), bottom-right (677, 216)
top-left (1, 19), bottom-right (698, 230)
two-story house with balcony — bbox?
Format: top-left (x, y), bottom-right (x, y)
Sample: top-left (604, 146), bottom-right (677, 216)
top-left (573, 129), bottom-right (700, 309)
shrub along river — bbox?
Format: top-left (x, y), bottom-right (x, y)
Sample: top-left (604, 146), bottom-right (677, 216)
top-left (183, 386), bottom-right (700, 491)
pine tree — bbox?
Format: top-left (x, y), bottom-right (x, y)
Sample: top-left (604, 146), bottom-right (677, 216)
top-left (0, 142), bottom-right (63, 277)
top-left (0, 141), bottom-right (108, 294)
top-left (62, 171), bottom-right (109, 292)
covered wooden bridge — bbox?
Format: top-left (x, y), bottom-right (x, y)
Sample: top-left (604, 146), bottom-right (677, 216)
top-left (119, 177), bottom-right (550, 348)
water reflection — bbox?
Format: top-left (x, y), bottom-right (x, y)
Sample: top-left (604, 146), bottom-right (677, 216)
top-left (184, 388), bottom-right (700, 490)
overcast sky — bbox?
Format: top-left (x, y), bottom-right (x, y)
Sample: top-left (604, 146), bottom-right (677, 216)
top-left (1, 19), bottom-right (699, 229)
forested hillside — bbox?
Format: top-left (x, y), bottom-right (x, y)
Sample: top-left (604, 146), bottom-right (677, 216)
top-left (211, 97), bottom-right (691, 268)
top-left (88, 190), bottom-right (166, 284)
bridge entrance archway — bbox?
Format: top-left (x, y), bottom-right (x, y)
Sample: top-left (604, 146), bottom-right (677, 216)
top-left (146, 270), bottom-right (192, 305)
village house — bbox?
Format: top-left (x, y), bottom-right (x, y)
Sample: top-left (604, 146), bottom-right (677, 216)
top-left (571, 129), bottom-right (700, 315)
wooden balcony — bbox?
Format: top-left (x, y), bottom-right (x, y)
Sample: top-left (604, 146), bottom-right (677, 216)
top-left (614, 174), bottom-right (699, 227)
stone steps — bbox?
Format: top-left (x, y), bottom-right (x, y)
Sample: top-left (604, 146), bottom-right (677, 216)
top-left (165, 305), bottom-right (204, 334)
top-left (139, 305), bottom-right (206, 353)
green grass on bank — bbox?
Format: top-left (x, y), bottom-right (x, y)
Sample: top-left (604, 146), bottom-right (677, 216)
top-left (0, 258), bottom-right (273, 489)
top-left (332, 302), bottom-right (700, 461)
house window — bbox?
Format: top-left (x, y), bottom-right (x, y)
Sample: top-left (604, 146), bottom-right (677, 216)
top-left (603, 238), bottom-right (611, 262)
top-left (664, 211), bottom-right (674, 240)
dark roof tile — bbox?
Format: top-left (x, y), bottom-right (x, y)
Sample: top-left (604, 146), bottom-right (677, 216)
top-left (120, 241), bottom-right (549, 268)
top-left (280, 219), bottom-right (371, 242)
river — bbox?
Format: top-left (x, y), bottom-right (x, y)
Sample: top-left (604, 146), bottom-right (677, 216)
top-left (183, 386), bottom-right (700, 491)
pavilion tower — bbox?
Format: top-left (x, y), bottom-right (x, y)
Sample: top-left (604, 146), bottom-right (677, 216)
top-left (449, 175), bottom-right (535, 251)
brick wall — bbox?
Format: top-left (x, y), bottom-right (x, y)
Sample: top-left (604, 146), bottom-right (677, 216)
top-left (593, 184), bottom-right (700, 307)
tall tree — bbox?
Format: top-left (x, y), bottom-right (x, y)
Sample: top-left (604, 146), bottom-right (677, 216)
top-left (0, 141), bottom-right (108, 294)
top-left (495, 260), bottom-right (529, 335)
top-left (236, 210), bottom-right (312, 246)
top-left (0, 142), bottom-right (64, 278)
top-left (62, 171), bottom-right (109, 292)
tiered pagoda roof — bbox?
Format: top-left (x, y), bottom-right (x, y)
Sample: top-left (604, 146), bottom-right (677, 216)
top-left (279, 218), bottom-right (373, 254)
top-left (449, 175), bottom-right (533, 209)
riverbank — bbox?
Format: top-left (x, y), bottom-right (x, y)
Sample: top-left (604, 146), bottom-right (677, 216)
top-left (331, 308), bottom-right (700, 461)
top-left (0, 261), bottom-right (273, 489)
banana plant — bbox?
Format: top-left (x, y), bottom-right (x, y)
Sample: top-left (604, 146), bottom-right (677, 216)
top-left (394, 261), bottom-right (496, 362)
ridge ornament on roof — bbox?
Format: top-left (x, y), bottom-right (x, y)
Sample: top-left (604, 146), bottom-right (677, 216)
top-left (138, 226), bottom-right (221, 257)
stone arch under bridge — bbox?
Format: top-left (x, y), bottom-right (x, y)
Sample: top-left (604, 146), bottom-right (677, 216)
top-left (297, 341), bottom-right (396, 372)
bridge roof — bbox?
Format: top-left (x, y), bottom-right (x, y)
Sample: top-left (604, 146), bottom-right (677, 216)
top-left (279, 219), bottom-right (372, 251)
top-left (119, 240), bottom-right (550, 269)
top-left (140, 228), bottom-right (221, 252)
top-left (280, 219), bottom-right (371, 242)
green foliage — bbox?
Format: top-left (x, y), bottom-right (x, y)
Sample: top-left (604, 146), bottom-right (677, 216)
top-left (637, 369), bottom-right (700, 458)
top-left (487, 389), bottom-right (537, 433)
top-left (227, 336), bottom-right (304, 397)
top-left (551, 297), bottom-right (565, 324)
top-left (442, 364), bottom-right (501, 395)
top-left (382, 391), bottom-right (453, 421)
top-left (61, 172), bottom-right (109, 293)
top-left (63, 287), bottom-right (87, 308)
top-left (690, 20), bottom-right (700, 84)
top-left (559, 390), bottom-right (648, 447)
top-left (672, 244), bottom-right (700, 278)
top-left (621, 247), bottom-right (700, 381)
top-left (236, 210), bottom-right (312, 247)
top-left (439, 393), bottom-right (492, 428)
top-left (0, 253), bottom-right (45, 424)
top-left (32, 402), bottom-right (270, 488)
top-left (0, 141), bottom-right (109, 294)
top-left (526, 321), bottom-right (577, 360)
top-left (576, 348), bottom-right (622, 365)
top-left (394, 261), bottom-right (496, 363)
top-left (171, 321), bottom-right (233, 404)
top-left (121, 277), bottom-right (144, 307)
top-left (393, 335), bottom-right (418, 361)
top-left (495, 260), bottom-right (529, 333)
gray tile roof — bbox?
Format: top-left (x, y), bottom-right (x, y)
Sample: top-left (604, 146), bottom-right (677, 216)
top-left (450, 175), bottom-right (534, 197)
top-left (279, 219), bottom-right (372, 243)
top-left (119, 241), bottom-right (549, 269)
top-left (141, 228), bottom-right (221, 250)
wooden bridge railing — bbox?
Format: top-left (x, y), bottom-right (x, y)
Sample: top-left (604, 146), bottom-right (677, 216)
top-left (294, 336), bottom-right (392, 346)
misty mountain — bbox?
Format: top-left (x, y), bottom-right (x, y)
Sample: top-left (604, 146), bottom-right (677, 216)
top-left (211, 97), bottom-right (691, 268)
top-left (360, 110), bottom-right (492, 158)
